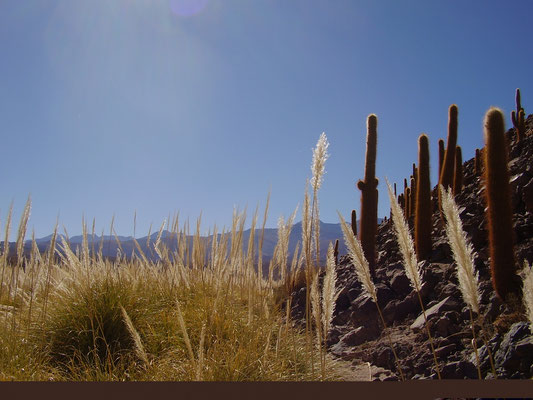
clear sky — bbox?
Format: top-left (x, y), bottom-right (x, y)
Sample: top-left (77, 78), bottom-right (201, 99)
top-left (1, 0), bottom-right (532, 238)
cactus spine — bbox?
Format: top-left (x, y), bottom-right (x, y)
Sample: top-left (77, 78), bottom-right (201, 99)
top-left (438, 105), bottom-right (458, 212)
top-left (511, 88), bottom-right (525, 142)
top-left (483, 108), bottom-right (521, 301)
top-left (453, 145), bottom-right (463, 195)
top-left (415, 134), bottom-right (432, 261)
top-left (357, 114), bottom-right (379, 276)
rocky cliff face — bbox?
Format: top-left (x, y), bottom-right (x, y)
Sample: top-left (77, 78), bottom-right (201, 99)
top-left (292, 114), bottom-right (533, 380)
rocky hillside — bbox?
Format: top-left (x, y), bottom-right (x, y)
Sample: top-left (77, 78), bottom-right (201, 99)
top-left (292, 113), bottom-right (533, 380)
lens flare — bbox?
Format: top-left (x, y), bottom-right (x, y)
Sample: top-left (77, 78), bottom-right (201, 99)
top-left (169, 0), bottom-right (209, 17)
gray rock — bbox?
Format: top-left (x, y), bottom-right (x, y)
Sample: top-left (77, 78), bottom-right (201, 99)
top-left (494, 322), bottom-right (533, 373)
top-left (440, 360), bottom-right (478, 379)
top-left (410, 296), bottom-right (461, 332)
top-left (349, 295), bottom-right (377, 325)
top-left (335, 325), bottom-right (379, 348)
top-left (389, 270), bottom-right (411, 295)
top-left (435, 343), bottom-right (457, 358)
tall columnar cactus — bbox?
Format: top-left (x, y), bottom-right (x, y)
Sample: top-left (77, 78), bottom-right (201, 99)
top-left (484, 108), bottom-right (521, 301)
top-left (511, 88), bottom-right (525, 142)
top-left (438, 139), bottom-right (445, 177)
top-left (438, 105), bottom-right (458, 212)
top-left (410, 177), bottom-right (416, 218)
top-left (391, 184), bottom-right (396, 219)
top-left (474, 148), bottom-right (481, 176)
top-left (405, 187), bottom-right (411, 219)
top-left (351, 209), bottom-right (357, 237)
top-left (453, 145), bottom-right (463, 195)
top-left (357, 114), bottom-right (379, 275)
top-left (415, 134), bottom-right (432, 261)
top-left (334, 239), bottom-right (339, 266)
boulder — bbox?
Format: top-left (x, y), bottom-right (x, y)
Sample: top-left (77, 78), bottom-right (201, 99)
top-left (410, 296), bottom-right (462, 332)
top-left (440, 360), bottom-right (479, 379)
top-left (494, 322), bottom-right (533, 374)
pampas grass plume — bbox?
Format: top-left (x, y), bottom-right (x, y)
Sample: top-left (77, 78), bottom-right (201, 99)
top-left (386, 180), bottom-right (422, 290)
top-left (311, 133), bottom-right (329, 192)
top-left (337, 211), bottom-right (377, 302)
top-left (322, 243), bottom-right (340, 336)
top-left (440, 185), bottom-right (480, 313)
top-left (120, 305), bottom-right (149, 365)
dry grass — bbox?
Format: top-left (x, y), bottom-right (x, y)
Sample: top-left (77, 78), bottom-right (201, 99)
top-left (0, 134), bottom-right (346, 382)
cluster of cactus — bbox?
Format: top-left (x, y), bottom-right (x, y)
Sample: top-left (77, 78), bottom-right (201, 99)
top-left (511, 88), bottom-right (526, 142)
top-left (357, 114), bottom-right (379, 277)
top-left (351, 90), bottom-right (526, 303)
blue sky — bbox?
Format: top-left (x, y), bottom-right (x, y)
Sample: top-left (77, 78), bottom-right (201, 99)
top-left (1, 0), bottom-right (532, 238)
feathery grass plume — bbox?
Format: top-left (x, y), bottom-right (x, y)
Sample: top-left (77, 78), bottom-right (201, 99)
top-left (322, 243), bottom-right (340, 338)
top-left (0, 203), bottom-right (13, 303)
top-left (196, 323), bottom-right (206, 381)
top-left (310, 273), bottom-right (321, 342)
top-left (120, 305), bottom-right (149, 366)
top-left (440, 185), bottom-right (480, 313)
top-left (16, 195), bottom-right (31, 266)
top-left (274, 207), bottom-right (298, 285)
top-left (257, 191), bottom-right (270, 285)
top-left (153, 219), bottom-right (167, 262)
top-left (337, 211), bottom-right (376, 302)
top-left (311, 132), bottom-right (330, 193)
top-left (310, 133), bottom-right (329, 268)
top-left (309, 270), bottom-right (323, 380)
top-left (337, 210), bottom-right (405, 381)
top-left (301, 179), bottom-right (314, 370)
top-left (440, 185), bottom-right (484, 379)
top-left (386, 180), bottom-right (421, 291)
top-left (522, 261), bottom-right (533, 332)
top-left (176, 300), bottom-right (195, 364)
top-left (387, 179), bottom-right (441, 379)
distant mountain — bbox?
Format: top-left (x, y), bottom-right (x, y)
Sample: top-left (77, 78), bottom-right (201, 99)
top-left (22, 219), bottom-right (383, 265)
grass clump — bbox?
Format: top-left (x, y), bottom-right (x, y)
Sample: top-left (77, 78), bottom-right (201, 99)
top-left (0, 134), bottom-right (344, 381)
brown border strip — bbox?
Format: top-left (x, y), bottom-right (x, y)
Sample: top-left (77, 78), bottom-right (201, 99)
top-left (1, 381), bottom-right (532, 400)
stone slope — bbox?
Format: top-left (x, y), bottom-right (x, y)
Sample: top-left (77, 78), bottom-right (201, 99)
top-left (294, 114), bottom-right (533, 380)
